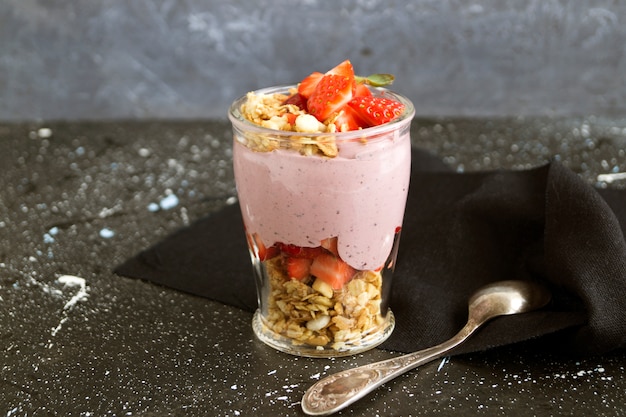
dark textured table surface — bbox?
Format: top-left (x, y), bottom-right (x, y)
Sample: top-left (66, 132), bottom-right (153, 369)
top-left (1, 118), bottom-right (625, 416)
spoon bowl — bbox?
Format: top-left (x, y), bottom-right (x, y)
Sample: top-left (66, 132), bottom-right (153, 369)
top-left (467, 280), bottom-right (552, 323)
top-left (301, 280), bottom-right (551, 416)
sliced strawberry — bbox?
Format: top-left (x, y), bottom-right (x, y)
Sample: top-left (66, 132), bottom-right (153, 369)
top-left (278, 243), bottom-right (302, 257)
top-left (348, 96), bottom-right (405, 127)
top-left (297, 71), bottom-right (324, 98)
top-left (298, 61), bottom-right (356, 99)
top-left (325, 60), bottom-right (355, 80)
top-left (282, 92), bottom-right (308, 111)
top-left (300, 247), bottom-right (326, 258)
top-left (310, 253), bottom-right (356, 290)
top-left (278, 243), bottom-right (325, 259)
top-left (354, 83), bottom-right (372, 98)
top-left (320, 237), bottom-right (339, 256)
top-left (247, 233), bottom-right (279, 261)
top-left (286, 256), bottom-right (313, 280)
top-left (265, 246), bottom-right (280, 261)
top-left (307, 74), bottom-right (354, 122)
top-left (331, 105), bottom-right (367, 132)
top-left (306, 61), bottom-right (356, 122)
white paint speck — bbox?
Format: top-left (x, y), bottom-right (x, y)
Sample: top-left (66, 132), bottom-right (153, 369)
top-left (226, 196), bottom-right (238, 205)
top-left (38, 127), bottom-right (52, 138)
top-left (180, 206), bottom-right (190, 226)
top-left (51, 317), bottom-right (69, 336)
top-left (138, 148), bottom-right (151, 157)
top-left (98, 206), bottom-right (120, 218)
top-left (159, 193), bottom-right (179, 210)
top-left (99, 228), bottom-right (115, 238)
top-left (48, 276), bottom-right (89, 342)
top-left (58, 275), bottom-right (89, 310)
top-left (147, 202), bottom-right (160, 212)
top-left (231, 384), bottom-right (238, 390)
top-left (437, 357), bottom-right (450, 372)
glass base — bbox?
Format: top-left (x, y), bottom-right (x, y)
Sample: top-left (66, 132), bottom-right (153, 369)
top-left (252, 308), bottom-right (395, 358)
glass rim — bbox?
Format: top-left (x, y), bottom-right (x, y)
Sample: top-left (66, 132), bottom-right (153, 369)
top-left (228, 84), bottom-right (415, 141)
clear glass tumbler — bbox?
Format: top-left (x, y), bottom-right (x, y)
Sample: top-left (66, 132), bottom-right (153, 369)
top-left (229, 85), bottom-right (414, 357)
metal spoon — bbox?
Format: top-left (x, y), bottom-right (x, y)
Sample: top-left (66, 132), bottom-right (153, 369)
top-left (301, 280), bottom-right (551, 416)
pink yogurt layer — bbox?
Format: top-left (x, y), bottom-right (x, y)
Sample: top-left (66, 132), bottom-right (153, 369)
top-left (233, 129), bottom-right (411, 271)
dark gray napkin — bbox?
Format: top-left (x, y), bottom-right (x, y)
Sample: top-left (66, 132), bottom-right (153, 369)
top-left (115, 149), bottom-right (626, 356)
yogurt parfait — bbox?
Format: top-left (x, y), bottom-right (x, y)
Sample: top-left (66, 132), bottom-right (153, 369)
top-left (229, 60), bottom-right (414, 357)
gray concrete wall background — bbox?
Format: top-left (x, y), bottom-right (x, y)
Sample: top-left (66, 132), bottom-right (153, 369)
top-left (1, 0), bottom-right (625, 121)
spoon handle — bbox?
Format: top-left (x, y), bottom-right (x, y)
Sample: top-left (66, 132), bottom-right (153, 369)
top-left (301, 320), bottom-right (480, 416)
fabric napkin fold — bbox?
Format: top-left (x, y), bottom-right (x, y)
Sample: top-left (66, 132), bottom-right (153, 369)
top-left (115, 149), bottom-right (626, 356)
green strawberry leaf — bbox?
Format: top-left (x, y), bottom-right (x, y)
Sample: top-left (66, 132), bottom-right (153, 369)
top-left (355, 73), bottom-right (395, 87)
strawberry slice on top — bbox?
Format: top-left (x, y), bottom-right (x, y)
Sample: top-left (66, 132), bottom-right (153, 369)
top-left (325, 59), bottom-right (356, 79)
top-left (297, 71), bottom-right (324, 99)
top-left (331, 104), bottom-right (367, 132)
top-left (307, 60), bottom-right (356, 122)
top-left (348, 96), bottom-right (405, 127)
top-left (354, 83), bottom-right (372, 98)
top-left (282, 92), bottom-right (308, 111)
top-left (282, 60), bottom-right (403, 131)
